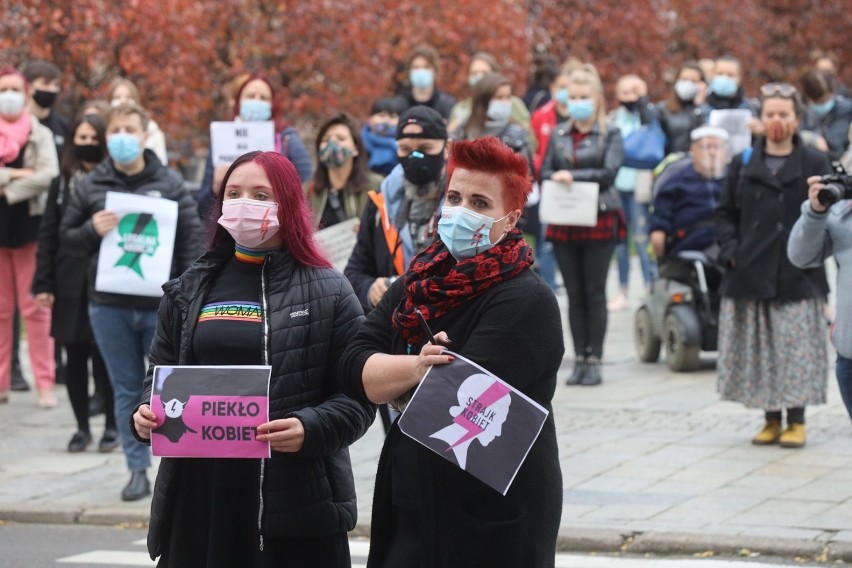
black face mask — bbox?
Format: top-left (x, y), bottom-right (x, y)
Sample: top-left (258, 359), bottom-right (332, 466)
top-left (400, 149), bottom-right (445, 186)
top-left (33, 89), bottom-right (59, 109)
top-left (73, 144), bottom-right (102, 163)
top-left (620, 100), bottom-right (639, 113)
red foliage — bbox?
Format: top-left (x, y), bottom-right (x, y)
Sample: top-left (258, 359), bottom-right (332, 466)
top-left (2, 0), bottom-right (850, 154)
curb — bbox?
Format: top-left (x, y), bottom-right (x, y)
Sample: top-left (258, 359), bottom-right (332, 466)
top-left (555, 528), bottom-right (852, 563)
top-left (3, 509), bottom-right (851, 563)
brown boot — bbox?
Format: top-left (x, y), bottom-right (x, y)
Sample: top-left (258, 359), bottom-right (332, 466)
top-left (751, 419), bottom-right (783, 445)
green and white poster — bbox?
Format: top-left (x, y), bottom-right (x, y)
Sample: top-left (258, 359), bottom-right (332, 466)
top-left (94, 191), bottom-right (178, 297)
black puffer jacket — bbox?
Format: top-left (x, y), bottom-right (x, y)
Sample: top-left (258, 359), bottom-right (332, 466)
top-left (58, 150), bottom-right (201, 309)
top-left (134, 242), bottom-right (375, 559)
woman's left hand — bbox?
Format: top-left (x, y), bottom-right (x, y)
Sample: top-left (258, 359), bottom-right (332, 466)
top-left (256, 417), bottom-right (305, 453)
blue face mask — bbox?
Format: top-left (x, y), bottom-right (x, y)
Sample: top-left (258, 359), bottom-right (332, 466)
top-left (438, 206), bottom-right (509, 260)
top-left (371, 122), bottom-right (396, 137)
top-left (809, 98), bottom-right (836, 117)
top-left (567, 99), bottom-right (595, 121)
top-left (487, 100), bottom-right (513, 123)
top-left (410, 68), bottom-right (434, 90)
top-left (240, 99), bottom-right (272, 122)
top-left (107, 133), bottom-right (142, 165)
top-left (710, 75), bottom-right (738, 98)
top-left (554, 88), bottom-right (569, 106)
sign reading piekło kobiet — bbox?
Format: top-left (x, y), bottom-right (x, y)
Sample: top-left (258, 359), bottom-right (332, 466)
top-left (95, 191), bottom-right (178, 297)
top-left (150, 365), bottom-right (271, 459)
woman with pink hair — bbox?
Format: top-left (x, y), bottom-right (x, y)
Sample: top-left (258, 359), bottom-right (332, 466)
top-left (132, 151), bottom-right (374, 566)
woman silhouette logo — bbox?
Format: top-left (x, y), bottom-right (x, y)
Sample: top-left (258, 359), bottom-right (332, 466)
top-left (156, 374), bottom-right (198, 443)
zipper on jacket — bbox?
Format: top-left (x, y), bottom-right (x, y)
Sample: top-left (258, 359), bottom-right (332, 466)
top-left (258, 258), bottom-right (270, 552)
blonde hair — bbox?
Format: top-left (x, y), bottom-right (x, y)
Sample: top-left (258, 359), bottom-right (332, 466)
top-left (106, 101), bottom-right (149, 131)
top-left (107, 78), bottom-right (141, 104)
top-left (568, 64), bottom-right (608, 134)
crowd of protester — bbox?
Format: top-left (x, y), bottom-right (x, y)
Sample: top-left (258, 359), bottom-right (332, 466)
top-left (1, 45), bottom-right (851, 566)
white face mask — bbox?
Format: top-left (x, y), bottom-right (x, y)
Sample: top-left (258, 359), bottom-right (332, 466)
top-left (0, 90), bottom-right (26, 117)
top-left (218, 198), bottom-right (280, 248)
top-left (674, 80), bottom-right (698, 102)
top-left (487, 100), bottom-right (512, 123)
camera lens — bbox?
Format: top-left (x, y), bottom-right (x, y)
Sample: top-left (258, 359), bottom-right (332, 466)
top-left (817, 184), bottom-right (842, 207)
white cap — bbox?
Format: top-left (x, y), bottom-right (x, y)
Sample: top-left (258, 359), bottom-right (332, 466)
top-left (690, 126), bottom-right (729, 142)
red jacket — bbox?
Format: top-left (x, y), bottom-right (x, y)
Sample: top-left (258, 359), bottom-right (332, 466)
top-left (531, 100), bottom-right (559, 177)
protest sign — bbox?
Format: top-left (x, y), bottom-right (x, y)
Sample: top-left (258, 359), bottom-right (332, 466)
top-left (150, 365), bottom-right (271, 459)
top-left (398, 352), bottom-right (548, 495)
top-left (539, 180), bottom-right (599, 227)
top-left (709, 109), bottom-right (753, 160)
top-left (210, 121), bottom-right (276, 166)
top-left (94, 191), bottom-right (177, 297)
top-left (314, 217), bottom-right (359, 272)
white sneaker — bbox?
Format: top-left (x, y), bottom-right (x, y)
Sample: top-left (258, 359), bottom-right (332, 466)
top-left (607, 292), bottom-right (629, 311)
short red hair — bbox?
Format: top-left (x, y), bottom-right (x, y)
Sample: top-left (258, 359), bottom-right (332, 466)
top-left (446, 137), bottom-right (531, 212)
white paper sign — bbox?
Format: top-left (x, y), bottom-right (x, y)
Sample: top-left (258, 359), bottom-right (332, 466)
top-left (210, 121), bottom-right (276, 166)
top-left (709, 109), bottom-right (753, 161)
top-left (539, 180), bottom-right (599, 227)
top-left (95, 191), bottom-right (178, 297)
top-left (314, 218), bottom-right (359, 273)
top-left (634, 170), bottom-right (654, 204)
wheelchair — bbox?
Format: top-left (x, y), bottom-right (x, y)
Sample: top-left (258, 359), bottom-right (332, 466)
top-left (634, 248), bottom-right (723, 372)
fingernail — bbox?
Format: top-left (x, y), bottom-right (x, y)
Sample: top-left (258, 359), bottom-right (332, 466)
top-left (447, 356), bottom-right (455, 361)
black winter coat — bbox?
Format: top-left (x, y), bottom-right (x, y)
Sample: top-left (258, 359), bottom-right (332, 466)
top-left (657, 102), bottom-right (709, 154)
top-left (134, 242), bottom-right (375, 560)
top-left (32, 173), bottom-right (93, 342)
top-left (715, 136), bottom-right (832, 300)
top-left (339, 267), bottom-right (564, 568)
top-left (58, 150), bottom-right (201, 309)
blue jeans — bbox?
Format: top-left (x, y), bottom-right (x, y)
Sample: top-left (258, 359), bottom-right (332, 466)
top-left (838, 355), bottom-right (852, 422)
top-left (89, 302), bottom-right (156, 472)
top-left (614, 190), bottom-right (655, 289)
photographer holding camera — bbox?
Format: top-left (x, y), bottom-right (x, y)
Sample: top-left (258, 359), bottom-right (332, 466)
top-left (788, 168), bottom-right (852, 422)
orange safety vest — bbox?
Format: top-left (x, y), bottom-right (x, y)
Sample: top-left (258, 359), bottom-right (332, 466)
top-left (368, 190), bottom-right (405, 276)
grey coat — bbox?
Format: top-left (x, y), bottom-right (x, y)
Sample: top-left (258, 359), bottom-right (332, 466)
top-left (788, 199), bottom-right (852, 358)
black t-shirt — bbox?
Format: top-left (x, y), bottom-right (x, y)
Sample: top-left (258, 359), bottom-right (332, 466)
top-left (192, 255), bottom-right (265, 365)
top-left (0, 146), bottom-right (41, 247)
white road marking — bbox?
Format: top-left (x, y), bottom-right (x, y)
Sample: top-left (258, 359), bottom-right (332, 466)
top-left (57, 550), bottom-right (156, 566)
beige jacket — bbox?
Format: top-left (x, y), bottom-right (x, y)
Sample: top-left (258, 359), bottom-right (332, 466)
top-left (0, 115), bottom-right (59, 216)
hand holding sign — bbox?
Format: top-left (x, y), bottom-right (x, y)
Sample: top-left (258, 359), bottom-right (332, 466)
top-left (256, 417), bottom-right (305, 453)
top-left (92, 210), bottom-right (119, 236)
top-left (133, 403), bottom-right (158, 440)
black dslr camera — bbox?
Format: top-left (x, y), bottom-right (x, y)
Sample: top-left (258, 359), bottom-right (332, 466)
top-left (817, 162), bottom-right (852, 207)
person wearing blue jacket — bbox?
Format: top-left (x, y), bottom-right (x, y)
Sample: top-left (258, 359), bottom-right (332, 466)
top-left (649, 127), bottom-right (728, 259)
top-left (361, 97), bottom-right (403, 177)
top-left (196, 75), bottom-right (312, 220)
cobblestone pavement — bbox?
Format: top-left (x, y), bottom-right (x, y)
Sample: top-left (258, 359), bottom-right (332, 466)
top-left (2, 260), bottom-right (851, 561)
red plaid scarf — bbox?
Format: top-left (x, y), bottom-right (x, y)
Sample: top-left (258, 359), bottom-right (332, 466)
top-left (392, 229), bottom-right (534, 346)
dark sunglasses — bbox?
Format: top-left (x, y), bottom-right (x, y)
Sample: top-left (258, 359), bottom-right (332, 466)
top-left (760, 83), bottom-right (797, 97)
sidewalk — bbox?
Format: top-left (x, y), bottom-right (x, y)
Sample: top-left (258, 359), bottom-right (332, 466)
top-left (2, 261), bottom-right (851, 562)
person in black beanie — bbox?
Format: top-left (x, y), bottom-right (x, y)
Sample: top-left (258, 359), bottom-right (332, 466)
top-left (344, 105), bottom-right (449, 433)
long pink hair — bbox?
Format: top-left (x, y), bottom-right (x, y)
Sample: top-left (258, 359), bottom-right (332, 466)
top-left (210, 151), bottom-right (331, 268)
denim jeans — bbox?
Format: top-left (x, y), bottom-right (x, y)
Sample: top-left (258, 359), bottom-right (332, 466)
top-left (837, 355), bottom-right (852, 422)
top-left (88, 302), bottom-right (156, 472)
top-left (614, 190), bottom-right (655, 290)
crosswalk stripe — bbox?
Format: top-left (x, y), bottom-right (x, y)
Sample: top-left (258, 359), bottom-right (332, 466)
top-left (57, 550), bottom-right (156, 566)
top-left (554, 555), bottom-right (803, 568)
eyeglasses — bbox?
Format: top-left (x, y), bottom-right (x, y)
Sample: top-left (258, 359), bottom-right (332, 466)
top-left (760, 83), bottom-right (798, 97)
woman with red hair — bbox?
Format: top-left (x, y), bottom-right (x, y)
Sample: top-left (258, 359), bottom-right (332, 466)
top-left (0, 68), bottom-right (59, 405)
top-left (132, 151), bottom-right (374, 566)
top-left (197, 74), bottom-right (313, 219)
top-left (340, 137), bottom-right (564, 567)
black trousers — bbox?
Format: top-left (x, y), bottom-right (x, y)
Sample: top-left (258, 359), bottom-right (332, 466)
top-left (553, 241), bottom-right (617, 359)
top-left (65, 341), bottom-right (116, 433)
top-left (766, 407), bottom-right (805, 425)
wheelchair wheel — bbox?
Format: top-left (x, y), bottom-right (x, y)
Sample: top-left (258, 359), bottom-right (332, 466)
top-left (664, 313), bottom-right (700, 372)
top-left (635, 307), bottom-right (661, 363)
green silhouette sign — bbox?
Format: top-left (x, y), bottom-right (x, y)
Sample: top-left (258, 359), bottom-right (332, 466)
top-left (115, 212), bottom-right (160, 278)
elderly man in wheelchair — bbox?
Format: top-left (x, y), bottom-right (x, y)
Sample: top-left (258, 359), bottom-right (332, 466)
top-left (635, 126), bottom-right (728, 371)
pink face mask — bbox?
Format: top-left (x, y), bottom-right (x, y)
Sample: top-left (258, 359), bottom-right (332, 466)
top-left (218, 198), bottom-right (280, 248)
